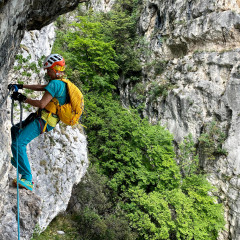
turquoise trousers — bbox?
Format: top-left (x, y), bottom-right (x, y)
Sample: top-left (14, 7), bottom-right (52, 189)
top-left (11, 116), bottom-right (54, 181)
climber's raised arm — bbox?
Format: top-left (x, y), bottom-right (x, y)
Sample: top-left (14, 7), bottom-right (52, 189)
top-left (24, 90), bottom-right (53, 109)
top-left (23, 84), bottom-right (47, 91)
top-left (8, 83), bottom-right (47, 91)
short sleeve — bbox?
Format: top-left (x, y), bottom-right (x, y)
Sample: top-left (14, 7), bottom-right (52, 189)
top-left (45, 80), bottom-right (58, 97)
top-left (44, 80), bottom-right (67, 105)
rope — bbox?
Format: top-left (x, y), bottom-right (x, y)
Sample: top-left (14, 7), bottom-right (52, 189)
top-left (1, 86), bottom-right (21, 239)
top-left (16, 132), bottom-right (20, 240)
top-left (11, 98), bottom-right (22, 240)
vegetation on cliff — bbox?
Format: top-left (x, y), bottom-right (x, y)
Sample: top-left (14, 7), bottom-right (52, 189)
top-left (33, 1), bottom-right (225, 239)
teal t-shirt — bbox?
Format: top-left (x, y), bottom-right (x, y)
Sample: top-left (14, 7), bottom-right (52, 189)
top-left (45, 79), bottom-right (67, 105)
top-left (43, 80), bottom-right (67, 132)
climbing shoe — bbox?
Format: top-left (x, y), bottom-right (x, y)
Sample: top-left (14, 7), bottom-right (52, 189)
top-left (13, 179), bottom-right (34, 191)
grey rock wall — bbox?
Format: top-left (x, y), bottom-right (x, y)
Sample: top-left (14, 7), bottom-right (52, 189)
top-left (90, 0), bottom-right (115, 12)
top-left (0, 1), bottom-right (89, 239)
top-left (118, 0), bottom-right (240, 239)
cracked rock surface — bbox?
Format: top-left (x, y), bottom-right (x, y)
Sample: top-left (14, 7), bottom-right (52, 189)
top-left (0, 1), bottom-right (89, 239)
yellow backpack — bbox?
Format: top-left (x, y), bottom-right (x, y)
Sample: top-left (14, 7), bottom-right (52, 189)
top-left (43, 79), bottom-right (84, 132)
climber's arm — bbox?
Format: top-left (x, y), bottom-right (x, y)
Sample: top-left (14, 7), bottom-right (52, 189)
top-left (23, 84), bottom-right (47, 91)
top-left (24, 91), bottom-right (53, 109)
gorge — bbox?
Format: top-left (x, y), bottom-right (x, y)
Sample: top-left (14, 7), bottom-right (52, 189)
top-left (1, 0), bottom-right (240, 239)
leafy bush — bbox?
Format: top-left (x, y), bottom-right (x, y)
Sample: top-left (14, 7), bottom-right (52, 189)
top-left (149, 81), bottom-right (175, 101)
top-left (14, 54), bottom-right (44, 78)
top-left (84, 93), bottom-right (180, 193)
top-left (53, 14), bottom-right (119, 92)
top-left (178, 134), bottom-right (199, 177)
top-left (68, 166), bottom-right (138, 240)
top-left (199, 121), bottom-right (228, 161)
top-left (53, 0), bottom-right (143, 92)
top-left (123, 176), bottom-right (224, 240)
top-left (83, 93), bottom-right (225, 239)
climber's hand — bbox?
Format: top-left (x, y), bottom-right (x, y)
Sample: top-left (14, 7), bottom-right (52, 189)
top-left (11, 92), bottom-right (27, 102)
top-left (8, 84), bottom-right (23, 90)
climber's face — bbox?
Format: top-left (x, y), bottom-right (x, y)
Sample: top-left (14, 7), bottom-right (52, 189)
top-left (46, 68), bottom-right (57, 80)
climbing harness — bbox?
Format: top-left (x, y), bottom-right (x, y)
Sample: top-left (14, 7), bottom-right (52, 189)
top-left (0, 85), bottom-right (22, 240)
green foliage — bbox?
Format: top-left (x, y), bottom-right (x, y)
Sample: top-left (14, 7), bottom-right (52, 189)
top-left (70, 166), bottom-right (137, 240)
top-left (123, 176), bottom-right (224, 240)
top-left (24, 89), bottom-right (34, 94)
top-left (180, 175), bottom-right (225, 239)
top-left (84, 92), bottom-right (180, 193)
top-left (131, 82), bottom-right (147, 101)
top-left (17, 80), bottom-right (24, 84)
top-left (55, 15), bottom-right (67, 29)
top-left (178, 134), bottom-right (199, 177)
top-left (53, 14), bottom-right (119, 92)
top-left (53, 0), bottom-right (143, 91)
top-left (149, 81), bottom-right (175, 100)
top-left (71, 165), bottom-right (113, 214)
top-left (73, 208), bottom-right (137, 240)
top-left (154, 60), bottom-right (167, 75)
top-left (49, 1), bottom-right (225, 239)
top-left (83, 93), bottom-right (224, 239)
top-left (31, 214), bottom-right (80, 240)
top-left (101, 0), bottom-right (142, 75)
top-left (29, 62), bottom-right (40, 73)
top-left (199, 121), bottom-right (228, 161)
top-left (15, 54), bottom-right (31, 64)
top-left (123, 188), bottom-right (174, 240)
top-left (145, 60), bottom-right (168, 76)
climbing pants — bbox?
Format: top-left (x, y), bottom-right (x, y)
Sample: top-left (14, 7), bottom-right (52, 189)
top-left (11, 116), bottom-right (53, 181)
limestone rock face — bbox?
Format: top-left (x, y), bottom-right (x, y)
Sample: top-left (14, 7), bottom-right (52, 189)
top-left (2, 25), bottom-right (88, 240)
top-left (29, 124), bottom-right (88, 230)
top-left (0, 187), bottom-right (42, 240)
top-left (118, 1), bottom-right (240, 239)
top-left (0, 1), bottom-right (89, 239)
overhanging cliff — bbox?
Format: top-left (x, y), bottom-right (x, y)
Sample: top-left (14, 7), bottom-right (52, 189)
top-left (0, 1), bottom-right (88, 239)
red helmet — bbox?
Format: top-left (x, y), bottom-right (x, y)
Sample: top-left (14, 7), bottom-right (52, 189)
top-left (43, 54), bottom-right (65, 69)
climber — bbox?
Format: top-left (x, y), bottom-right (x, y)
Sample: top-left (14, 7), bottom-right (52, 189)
top-left (9, 54), bottom-right (67, 191)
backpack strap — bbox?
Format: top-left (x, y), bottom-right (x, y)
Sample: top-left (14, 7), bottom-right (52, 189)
top-left (44, 98), bottom-right (59, 114)
top-left (42, 112), bottom-right (52, 133)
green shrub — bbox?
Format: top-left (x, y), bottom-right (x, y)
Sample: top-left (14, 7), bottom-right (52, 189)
top-left (83, 93), bottom-right (180, 193)
top-left (13, 53), bottom-right (44, 78)
top-left (178, 134), bottom-right (199, 177)
top-left (122, 175), bottom-right (224, 240)
top-left (149, 81), bottom-right (175, 100)
top-left (82, 93), bottom-right (225, 239)
top-left (199, 121), bottom-right (228, 161)
top-left (69, 166), bottom-right (138, 240)
top-left (31, 214), bottom-right (80, 240)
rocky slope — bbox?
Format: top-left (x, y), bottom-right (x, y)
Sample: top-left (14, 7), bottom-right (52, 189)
top-left (118, 0), bottom-right (240, 239)
top-left (0, 1), bottom-right (88, 239)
